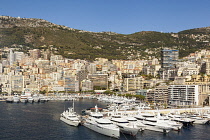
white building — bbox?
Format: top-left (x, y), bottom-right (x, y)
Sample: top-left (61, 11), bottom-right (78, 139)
top-left (168, 85), bottom-right (199, 106)
top-left (81, 79), bottom-right (93, 91)
top-left (182, 67), bottom-right (200, 76)
top-left (14, 51), bottom-right (25, 61)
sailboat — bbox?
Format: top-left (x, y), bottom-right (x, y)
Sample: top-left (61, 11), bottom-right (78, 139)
top-left (60, 100), bottom-right (80, 126)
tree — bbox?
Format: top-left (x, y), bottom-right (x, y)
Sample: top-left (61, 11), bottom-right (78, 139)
top-left (39, 90), bottom-right (46, 94)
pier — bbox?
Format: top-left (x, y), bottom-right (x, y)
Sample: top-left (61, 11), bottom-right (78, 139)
top-left (103, 107), bottom-right (210, 116)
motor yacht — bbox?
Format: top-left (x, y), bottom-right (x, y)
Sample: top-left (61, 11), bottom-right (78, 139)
top-left (83, 105), bottom-right (120, 139)
top-left (6, 97), bottom-right (13, 103)
top-left (20, 94), bottom-right (28, 103)
top-left (32, 94), bottom-right (40, 103)
top-left (168, 114), bottom-right (194, 126)
top-left (134, 113), bottom-right (172, 133)
top-left (110, 114), bottom-right (139, 136)
top-left (123, 116), bottom-right (146, 131)
top-left (60, 100), bottom-right (80, 126)
top-left (27, 96), bottom-right (34, 103)
top-left (189, 114), bottom-right (208, 125)
top-left (13, 93), bottom-right (20, 103)
top-left (156, 114), bottom-right (183, 131)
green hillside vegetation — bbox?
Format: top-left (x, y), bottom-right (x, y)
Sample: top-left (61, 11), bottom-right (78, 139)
top-left (0, 16), bottom-right (210, 60)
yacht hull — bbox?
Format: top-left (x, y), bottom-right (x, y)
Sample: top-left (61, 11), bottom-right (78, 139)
top-left (193, 119), bottom-right (208, 124)
top-left (117, 124), bottom-right (139, 136)
top-left (143, 124), bottom-right (171, 133)
top-left (83, 122), bottom-right (120, 139)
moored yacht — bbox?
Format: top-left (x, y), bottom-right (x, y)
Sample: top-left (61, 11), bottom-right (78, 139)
top-left (60, 100), bottom-right (80, 126)
top-left (32, 94), bottom-right (40, 103)
top-left (123, 116), bottom-right (146, 131)
top-left (156, 114), bottom-right (183, 131)
top-left (168, 114), bottom-right (194, 126)
top-left (189, 114), bottom-right (208, 125)
top-left (27, 96), bottom-right (34, 103)
top-left (110, 114), bottom-right (139, 136)
top-left (83, 105), bottom-right (120, 139)
top-left (20, 94), bottom-right (28, 103)
top-left (13, 94), bottom-right (20, 103)
top-left (6, 97), bottom-right (13, 103)
top-left (39, 95), bottom-right (47, 103)
top-left (135, 113), bottom-right (172, 133)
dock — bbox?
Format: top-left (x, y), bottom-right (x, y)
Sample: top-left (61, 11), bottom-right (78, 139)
top-left (102, 107), bottom-right (210, 116)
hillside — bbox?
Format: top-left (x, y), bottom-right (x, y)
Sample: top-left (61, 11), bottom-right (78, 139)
top-left (0, 16), bottom-right (210, 60)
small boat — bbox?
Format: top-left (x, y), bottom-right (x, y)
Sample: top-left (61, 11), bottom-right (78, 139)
top-left (20, 94), bottom-right (28, 103)
top-left (32, 94), bottom-right (40, 103)
top-left (39, 95), bottom-right (47, 103)
top-left (13, 93), bottom-right (20, 103)
top-left (6, 97), bottom-right (13, 103)
top-left (27, 96), bottom-right (34, 103)
top-left (60, 100), bottom-right (80, 126)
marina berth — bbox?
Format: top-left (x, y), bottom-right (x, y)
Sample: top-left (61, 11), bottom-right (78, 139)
top-left (83, 105), bottom-right (120, 139)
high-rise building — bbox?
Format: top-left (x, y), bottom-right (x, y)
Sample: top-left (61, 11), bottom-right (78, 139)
top-left (205, 58), bottom-right (210, 75)
top-left (64, 76), bottom-right (79, 92)
top-left (0, 63), bottom-right (2, 73)
top-left (14, 51), bottom-right (24, 62)
top-left (161, 49), bottom-right (179, 70)
top-left (77, 70), bottom-right (88, 91)
top-left (9, 49), bottom-right (15, 65)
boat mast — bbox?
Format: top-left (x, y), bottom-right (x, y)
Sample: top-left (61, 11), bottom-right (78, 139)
top-left (73, 99), bottom-right (74, 112)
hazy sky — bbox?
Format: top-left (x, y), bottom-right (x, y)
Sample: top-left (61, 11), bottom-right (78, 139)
top-left (1, 0), bottom-right (210, 34)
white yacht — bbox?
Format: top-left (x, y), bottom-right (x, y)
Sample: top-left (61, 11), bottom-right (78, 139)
top-left (6, 97), bottom-right (13, 103)
top-left (27, 96), bottom-right (34, 103)
top-left (156, 114), bottom-right (183, 131)
top-left (110, 114), bottom-right (139, 136)
top-left (83, 105), bottom-right (120, 139)
top-left (32, 94), bottom-right (40, 103)
top-left (60, 101), bottom-right (80, 127)
top-left (134, 113), bottom-right (172, 133)
top-left (123, 116), bottom-right (146, 131)
top-left (189, 114), bottom-right (208, 125)
top-left (20, 94), bottom-right (28, 103)
top-left (168, 114), bottom-right (194, 126)
top-left (13, 94), bottom-right (20, 103)
top-left (39, 95), bottom-right (47, 103)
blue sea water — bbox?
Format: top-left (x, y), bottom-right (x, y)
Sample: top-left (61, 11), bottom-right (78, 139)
top-left (0, 99), bottom-right (210, 140)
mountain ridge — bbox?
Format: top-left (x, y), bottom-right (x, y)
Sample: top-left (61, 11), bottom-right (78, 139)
top-left (0, 15), bottom-right (210, 60)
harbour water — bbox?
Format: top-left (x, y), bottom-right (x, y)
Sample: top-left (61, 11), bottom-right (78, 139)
top-left (1, 99), bottom-right (210, 140)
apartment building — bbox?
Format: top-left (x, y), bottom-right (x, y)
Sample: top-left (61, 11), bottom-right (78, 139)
top-left (168, 85), bottom-right (199, 106)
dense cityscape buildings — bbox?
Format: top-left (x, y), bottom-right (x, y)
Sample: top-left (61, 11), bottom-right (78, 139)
top-left (0, 47), bottom-right (210, 107)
